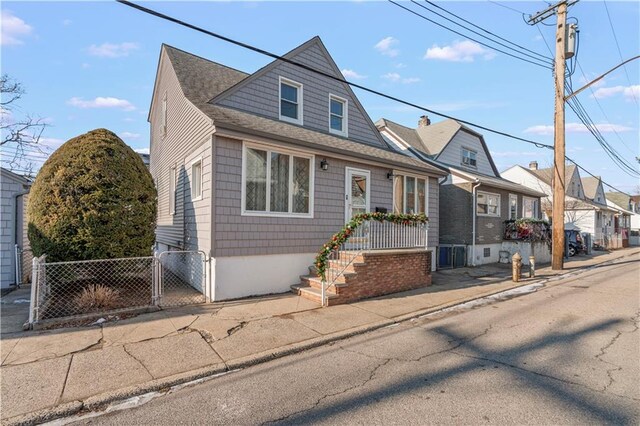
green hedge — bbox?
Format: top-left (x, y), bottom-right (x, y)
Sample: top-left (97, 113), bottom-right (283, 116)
top-left (28, 128), bottom-right (157, 261)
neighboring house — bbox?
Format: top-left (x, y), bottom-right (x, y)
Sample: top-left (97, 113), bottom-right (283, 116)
top-left (629, 195), bottom-right (640, 231)
top-left (0, 167), bottom-right (31, 289)
top-left (502, 163), bottom-right (619, 249)
top-left (148, 38), bottom-right (447, 302)
top-left (605, 192), bottom-right (633, 247)
top-left (377, 117), bottom-right (546, 267)
top-left (138, 152), bottom-right (150, 168)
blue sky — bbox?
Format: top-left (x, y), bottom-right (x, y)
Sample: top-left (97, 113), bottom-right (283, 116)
top-left (2, 1), bottom-right (638, 193)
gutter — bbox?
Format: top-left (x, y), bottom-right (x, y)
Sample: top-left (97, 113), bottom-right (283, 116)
top-left (471, 179), bottom-right (481, 267)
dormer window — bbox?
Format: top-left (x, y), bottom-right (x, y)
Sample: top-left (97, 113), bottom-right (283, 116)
top-left (329, 94), bottom-right (347, 136)
top-left (279, 77), bottom-right (303, 125)
top-left (462, 148), bottom-right (477, 168)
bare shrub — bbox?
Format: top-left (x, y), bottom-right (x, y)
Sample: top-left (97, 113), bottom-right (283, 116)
top-left (74, 284), bottom-right (121, 313)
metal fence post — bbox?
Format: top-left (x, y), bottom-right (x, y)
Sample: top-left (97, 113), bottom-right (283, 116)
top-left (28, 256), bottom-right (39, 325)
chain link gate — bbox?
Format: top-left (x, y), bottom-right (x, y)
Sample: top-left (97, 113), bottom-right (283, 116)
top-left (154, 250), bottom-right (208, 307)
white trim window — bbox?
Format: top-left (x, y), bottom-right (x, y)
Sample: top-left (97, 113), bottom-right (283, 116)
top-left (477, 191), bottom-right (500, 217)
top-left (161, 91), bottom-right (167, 137)
top-left (169, 166), bottom-right (177, 215)
top-left (462, 147), bottom-right (477, 168)
top-left (329, 94), bottom-right (347, 136)
top-left (279, 77), bottom-right (303, 125)
top-left (393, 174), bottom-right (428, 214)
top-left (509, 194), bottom-right (518, 220)
top-left (523, 196), bottom-right (538, 218)
top-left (191, 159), bottom-right (202, 201)
top-left (242, 143), bottom-right (314, 217)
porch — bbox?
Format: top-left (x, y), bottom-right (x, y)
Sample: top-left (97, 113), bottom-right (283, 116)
top-left (291, 214), bottom-right (433, 305)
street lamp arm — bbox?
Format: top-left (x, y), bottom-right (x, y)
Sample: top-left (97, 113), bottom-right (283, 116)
top-left (565, 55), bottom-right (640, 101)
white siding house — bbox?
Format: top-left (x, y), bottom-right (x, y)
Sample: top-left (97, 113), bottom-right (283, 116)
top-left (1, 168), bottom-right (31, 289)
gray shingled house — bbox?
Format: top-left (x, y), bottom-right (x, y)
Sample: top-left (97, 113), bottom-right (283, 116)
top-left (148, 37), bottom-right (447, 302)
top-left (377, 117), bottom-right (546, 267)
top-left (1, 167), bottom-right (31, 289)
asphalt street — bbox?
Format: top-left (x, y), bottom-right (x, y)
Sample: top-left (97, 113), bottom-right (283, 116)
top-left (74, 254), bottom-right (640, 425)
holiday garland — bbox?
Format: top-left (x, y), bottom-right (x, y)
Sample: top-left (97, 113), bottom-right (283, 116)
top-left (503, 218), bottom-right (552, 246)
top-left (315, 212), bottom-right (428, 281)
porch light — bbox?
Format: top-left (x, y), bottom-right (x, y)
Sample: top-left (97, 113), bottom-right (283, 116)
top-left (387, 171), bottom-right (395, 180)
top-left (320, 159), bottom-right (329, 171)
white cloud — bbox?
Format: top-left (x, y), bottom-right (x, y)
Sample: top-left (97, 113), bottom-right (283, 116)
top-left (374, 36), bottom-right (399, 57)
top-left (381, 72), bottom-right (420, 84)
top-left (62, 19), bottom-right (72, 26)
top-left (424, 40), bottom-right (494, 62)
top-left (88, 42), bottom-right (140, 58)
top-left (591, 85), bottom-right (640, 101)
top-left (394, 63), bottom-right (407, 69)
top-left (134, 148), bottom-right (150, 155)
top-left (81, 63), bottom-right (90, 69)
top-left (1, 10), bottom-right (33, 46)
top-left (382, 72), bottom-right (401, 82)
top-left (578, 75), bottom-right (606, 89)
top-left (119, 132), bottom-right (141, 139)
top-left (341, 69), bottom-right (367, 80)
top-left (67, 97), bottom-right (136, 111)
top-left (524, 122), bottom-right (633, 135)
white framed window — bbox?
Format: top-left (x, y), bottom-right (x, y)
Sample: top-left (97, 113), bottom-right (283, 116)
top-left (522, 196), bottom-right (538, 218)
top-left (191, 159), bottom-right (202, 201)
top-left (169, 166), bottom-right (176, 215)
top-left (241, 142), bottom-right (314, 217)
top-left (509, 194), bottom-right (518, 220)
top-left (477, 191), bottom-right (500, 217)
top-left (161, 92), bottom-right (167, 137)
top-left (279, 77), bottom-right (303, 125)
top-left (393, 174), bottom-right (428, 214)
top-left (329, 94), bottom-right (347, 137)
top-left (462, 147), bottom-right (477, 168)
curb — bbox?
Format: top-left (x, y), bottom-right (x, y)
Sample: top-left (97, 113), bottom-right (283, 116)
top-left (4, 249), bottom-right (638, 426)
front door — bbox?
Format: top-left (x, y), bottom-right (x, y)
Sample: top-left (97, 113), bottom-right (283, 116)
top-left (345, 167), bottom-right (370, 222)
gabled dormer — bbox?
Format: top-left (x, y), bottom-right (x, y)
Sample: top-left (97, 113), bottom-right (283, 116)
top-left (376, 117), bottom-right (500, 177)
top-left (581, 176), bottom-right (607, 205)
top-left (211, 37), bottom-right (387, 148)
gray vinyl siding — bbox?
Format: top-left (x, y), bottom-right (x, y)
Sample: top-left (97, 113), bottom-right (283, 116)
top-left (436, 130), bottom-right (496, 176)
top-left (183, 142), bottom-right (212, 253)
top-left (0, 173), bottom-right (29, 288)
top-left (149, 49), bottom-right (214, 251)
top-left (214, 135), bottom-right (393, 257)
top-left (428, 177), bottom-right (439, 247)
top-left (217, 43), bottom-right (385, 148)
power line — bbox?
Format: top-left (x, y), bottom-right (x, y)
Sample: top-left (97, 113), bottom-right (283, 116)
top-left (115, 0), bottom-right (632, 196)
top-left (602, 0), bottom-right (639, 106)
top-left (389, 0), bottom-right (553, 70)
top-left (415, 0), bottom-right (552, 63)
top-left (575, 60), bottom-right (636, 157)
top-left (487, 0), bottom-right (527, 15)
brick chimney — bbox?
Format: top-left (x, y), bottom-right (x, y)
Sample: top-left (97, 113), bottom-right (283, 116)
top-left (418, 115), bottom-right (431, 127)
top-left (529, 161), bottom-right (538, 170)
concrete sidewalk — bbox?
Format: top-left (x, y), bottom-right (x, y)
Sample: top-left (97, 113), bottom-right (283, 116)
top-left (1, 247), bottom-right (638, 424)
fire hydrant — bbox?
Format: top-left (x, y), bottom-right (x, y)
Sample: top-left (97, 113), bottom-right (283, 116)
top-left (512, 252), bottom-right (522, 282)
top-left (529, 255), bottom-right (536, 278)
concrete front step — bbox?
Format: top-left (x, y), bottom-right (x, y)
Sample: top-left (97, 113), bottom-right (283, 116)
top-left (300, 274), bottom-right (352, 290)
top-left (290, 284), bottom-right (339, 304)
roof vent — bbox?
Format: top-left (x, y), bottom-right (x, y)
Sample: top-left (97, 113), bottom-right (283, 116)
top-left (418, 115), bottom-right (431, 127)
top-left (529, 161), bottom-right (538, 170)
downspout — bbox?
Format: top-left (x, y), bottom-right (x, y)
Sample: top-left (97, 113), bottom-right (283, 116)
top-left (471, 180), bottom-right (481, 266)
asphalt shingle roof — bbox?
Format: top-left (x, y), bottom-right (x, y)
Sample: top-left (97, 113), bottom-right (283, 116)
top-left (165, 45), bottom-right (446, 176)
top-left (580, 176), bottom-right (601, 200)
top-left (528, 164), bottom-right (577, 186)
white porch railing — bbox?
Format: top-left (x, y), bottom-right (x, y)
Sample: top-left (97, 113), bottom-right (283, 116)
top-left (322, 220), bottom-right (428, 306)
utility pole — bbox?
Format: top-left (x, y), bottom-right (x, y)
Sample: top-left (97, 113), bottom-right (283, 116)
top-left (528, 0), bottom-right (576, 270)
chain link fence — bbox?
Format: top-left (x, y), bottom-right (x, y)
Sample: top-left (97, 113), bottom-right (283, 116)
top-left (14, 245), bottom-right (33, 286)
top-left (156, 250), bottom-right (207, 307)
top-left (28, 251), bottom-right (207, 325)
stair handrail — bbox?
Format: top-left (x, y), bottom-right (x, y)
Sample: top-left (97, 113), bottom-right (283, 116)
top-left (315, 213), bottom-right (428, 306)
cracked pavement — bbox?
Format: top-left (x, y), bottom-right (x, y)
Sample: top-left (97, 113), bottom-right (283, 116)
top-left (78, 253), bottom-right (639, 425)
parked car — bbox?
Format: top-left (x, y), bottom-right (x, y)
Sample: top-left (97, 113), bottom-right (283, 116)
top-left (565, 229), bottom-right (586, 257)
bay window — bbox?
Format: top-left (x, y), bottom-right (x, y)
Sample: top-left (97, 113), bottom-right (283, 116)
top-left (394, 174), bottom-right (427, 214)
top-left (243, 144), bottom-right (313, 216)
